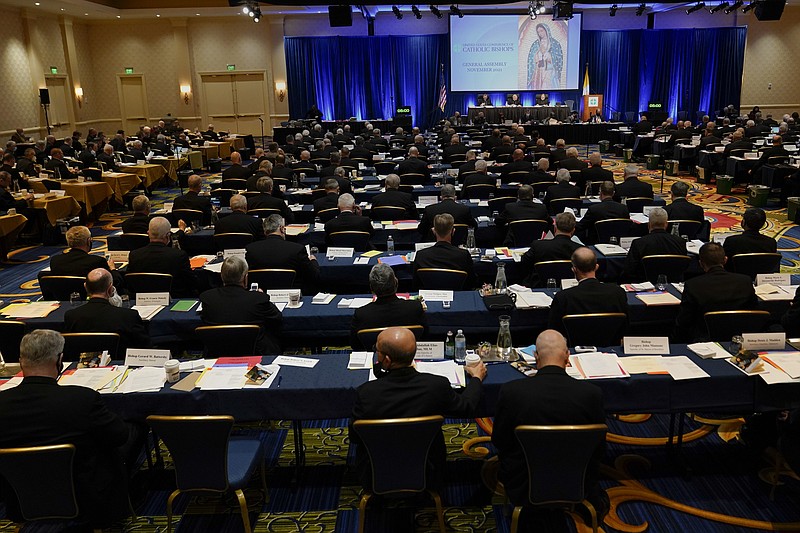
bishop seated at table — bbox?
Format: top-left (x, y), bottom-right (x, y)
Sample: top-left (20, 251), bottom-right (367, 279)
top-left (413, 213), bottom-right (478, 290)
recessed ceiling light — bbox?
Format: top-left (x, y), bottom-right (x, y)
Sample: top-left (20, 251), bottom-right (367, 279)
top-left (60, 8), bottom-right (65, 11)
top-left (34, 2), bottom-right (40, 5)
top-left (116, 15), bottom-right (121, 18)
top-left (156, 14), bottom-right (160, 17)
top-left (84, 12), bottom-right (88, 15)
top-left (195, 13), bottom-right (200, 15)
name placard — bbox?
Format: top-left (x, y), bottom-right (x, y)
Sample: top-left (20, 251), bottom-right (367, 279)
top-left (125, 348), bottom-right (171, 367)
top-left (623, 336), bottom-right (670, 355)
top-left (620, 236), bottom-right (638, 250)
top-left (416, 342), bottom-right (445, 360)
top-left (742, 333), bottom-right (786, 351)
top-left (266, 289), bottom-right (300, 303)
top-left (756, 273), bottom-right (791, 286)
top-left (135, 292), bottom-right (170, 306)
top-left (223, 249), bottom-right (246, 259)
top-left (418, 290), bottom-right (454, 302)
top-left (326, 247), bottom-right (354, 258)
top-left (418, 195), bottom-right (438, 206)
top-left (561, 279), bottom-right (578, 289)
top-left (107, 250), bottom-right (129, 263)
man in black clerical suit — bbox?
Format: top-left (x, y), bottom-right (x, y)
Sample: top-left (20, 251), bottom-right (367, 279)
top-left (543, 168), bottom-right (581, 212)
top-left (350, 327), bottom-right (486, 488)
top-left (397, 147), bottom-right (430, 179)
top-left (506, 94), bottom-right (521, 106)
top-left (306, 104), bottom-right (323, 121)
top-left (64, 269), bottom-right (151, 356)
top-left (443, 134), bottom-right (469, 162)
top-left (330, 167), bottom-right (353, 196)
top-left (313, 178), bottom-right (340, 217)
top-left (45, 148), bottom-right (78, 179)
top-left (723, 130), bottom-right (752, 157)
top-left (698, 123), bottom-right (722, 148)
top-left (349, 138), bottom-right (374, 166)
top-left (16, 148), bottom-right (37, 177)
top-left (247, 176), bottom-right (294, 224)
top-left (579, 152), bottom-right (613, 193)
top-left (128, 140), bottom-right (146, 163)
top-left (623, 207), bottom-right (687, 282)
top-left (577, 180), bottom-right (630, 244)
top-left (50, 225), bottom-right (115, 278)
top-left (246, 159), bottom-right (272, 191)
top-left (633, 114), bottom-right (653, 134)
top-left (492, 329), bottom-right (608, 528)
top-left (0, 329), bottom-right (136, 527)
top-left (246, 214), bottom-right (319, 294)
top-left (530, 158), bottom-right (554, 185)
top-left (214, 194), bottom-right (264, 240)
top-left (751, 135), bottom-right (790, 179)
top-left (461, 160), bottom-right (495, 199)
top-left (674, 242), bottom-right (757, 342)
top-left (1, 154), bottom-right (22, 187)
top-left (558, 147), bottom-right (588, 172)
top-left (350, 264), bottom-right (428, 349)
top-left (173, 174), bottom-right (213, 225)
top-left (122, 195), bottom-right (151, 234)
top-left (271, 155), bottom-right (294, 183)
top-left (203, 124), bottom-right (220, 141)
top-left (495, 185), bottom-right (551, 246)
top-left (664, 180), bottom-right (705, 223)
top-left (324, 193), bottom-right (374, 245)
top-left (490, 136), bottom-right (514, 161)
top-left (548, 247), bottom-right (629, 335)
top-left (413, 213), bottom-right (478, 289)
top-left (476, 93), bottom-right (490, 106)
top-left (483, 129), bottom-right (503, 152)
top-left (200, 256), bottom-right (282, 355)
top-left (411, 135), bottom-right (430, 159)
top-left (78, 143), bottom-right (98, 169)
top-left (221, 151), bottom-right (252, 182)
top-left (319, 152), bottom-right (342, 179)
top-left (722, 207), bottom-right (777, 270)
top-left (0, 171), bottom-right (30, 213)
top-left (97, 144), bottom-right (118, 172)
top-left (153, 134), bottom-right (173, 156)
top-left (418, 184), bottom-right (475, 239)
top-left (669, 121), bottom-right (694, 144)
top-left (371, 174), bottom-right (418, 220)
top-left (127, 217), bottom-right (196, 297)
top-left (520, 212), bottom-right (581, 287)
top-left (614, 165), bottom-right (653, 201)
top-left (110, 131), bottom-right (126, 153)
top-left (500, 149), bottom-right (534, 182)
top-left (549, 139), bottom-right (567, 166)
top-left (449, 112), bottom-right (464, 127)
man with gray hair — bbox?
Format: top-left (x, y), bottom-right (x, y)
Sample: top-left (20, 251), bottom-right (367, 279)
top-left (49, 225), bottom-right (116, 278)
top-left (214, 194), bottom-right (264, 239)
top-left (324, 193), bottom-right (374, 247)
top-left (246, 176), bottom-right (294, 223)
top-left (199, 255), bottom-right (282, 354)
top-left (559, 146), bottom-right (588, 172)
top-left (614, 164), bottom-right (653, 201)
top-left (97, 143), bottom-right (118, 172)
top-left (579, 152), bottom-right (613, 193)
top-left (418, 183), bottom-right (476, 239)
top-left (623, 207), bottom-right (687, 282)
top-left (246, 214), bottom-right (318, 293)
top-left (246, 158), bottom-right (273, 191)
top-left (461, 159), bottom-right (495, 199)
top-left (121, 195), bottom-right (151, 234)
top-left (530, 157), bottom-right (553, 183)
top-left (0, 328), bottom-right (136, 526)
top-left (350, 263), bottom-right (428, 349)
top-left (495, 184), bottom-right (551, 246)
top-left (544, 168), bottom-right (581, 211)
top-left (371, 173), bottom-right (418, 220)
top-left (520, 211), bottom-right (581, 287)
top-left (127, 216), bottom-right (195, 297)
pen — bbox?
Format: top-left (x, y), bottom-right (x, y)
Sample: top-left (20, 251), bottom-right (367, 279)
top-left (277, 376), bottom-right (283, 388)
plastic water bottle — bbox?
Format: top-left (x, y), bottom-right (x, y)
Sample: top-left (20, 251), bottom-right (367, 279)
top-left (387, 235), bottom-right (395, 255)
top-left (466, 227), bottom-right (477, 255)
top-left (671, 223), bottom-right (680, 237)
top-left (584, 181), bottom-right (592, 196)
top-left (454, 329), bottom-right (467, 363)
top-left (445, 331), bottom-right (455, 360)
top-left (495, 263), bottom-right (508, 294)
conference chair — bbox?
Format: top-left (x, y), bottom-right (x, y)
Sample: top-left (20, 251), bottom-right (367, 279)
top-left (0, 444), bottom-right (103, 533)
top-left (351, 416), bottom-right (446, 533)
top-left (369, 206), bottom-right (409, 221)
top-left (310, 158), bottom-right (329, 168)
top-left (249, 208), bottom-right (281, 219)
top-left (0, 320), bottom-right (25, 363)
top-left (170, 209), bottom-right (204, 228)
top-left (328, 231), bottom-right (372, 251)
top-left (356, 324), bottom-right (425, 350)
top-left (317, 207), bottom-right (339, 223)
top-left (510, 424), bottom-right (608, 533)
top-left (61, 332), bottom-right (121, 360)
top-left (728, 148), bottom-right (749, 159)
top-left (506, 171), bottom-right (532, 183)
top-left (210, 188), bottom-right (237, 208)
top-left (416, 268), bottom-right (468, 290)
top-left (124, 272), bottom-right (173, 296)
top-left (568, 170), bottom-right (582, 184)
top-left (271, 177), bottom-right (291, 190)
top-left (350, 157), bottom-right (370, 168)
top-left (488, 196), bottom-right (517, 214)
top-left (624, 197), bottom-right (655, 213)
top-left (195, 325), bottom-right (261, 357)
top-left (398, 184), bottom-right (415, 194)
top-left (399, 173), bottom-right (427, 185)
top-left (118, 233), bottom-right (150, 251)
top-left (668, 220), bottom-right (702, 240)
top-left (594, 218), bottom-right (635, 244)
top-left (564, 99), bottom-right (575, 112)
top-left (146, 415), bottom-right (267, 533)
top-left (220, 178), bottom-right (247, 190)
top-left (548, 197), bottom-right (581, 216)
top-left (704, 310), bottom-right (772, 341)
top-left (534, 260), bottom-right (574, 286)
top-left (562, 313), bottom-right (627, 347)
top-left (452, 223), bottom-right (469, 247)
top-left (213, 232), bottom-right (254, 251)
top-left (641, 254), bottom-right (691, 284)
top-left (389, 148), bottom-right (406, 158)
top-left (730, 252), bottom-right (782, 280)
top-left (506, 219), bottom-right (550, 247)
top-left (374, 161), bottom-right (396, 175)
top-left (463, 184), bottom-right (496, 200)
top-left (39, 275), bottom-right (86, 301)
top-left (767, 156), bottom-right (790, 166)
top-left (495, 153), bottom-right (512, 164)
top-left (241, 190), bottom-right (260, 199)
top-left (532, 181), bottom-right (553, 198)
top-left (248, 269), bottom-right (297, 290)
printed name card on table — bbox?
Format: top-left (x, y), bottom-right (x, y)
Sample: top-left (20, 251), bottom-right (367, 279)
top-left (223, 249), bottom-right (246, 259)
top-left (135, 292), bottom-right (170, 306)
top-left (125, 348), bottom-right (171, 367)
top-left (326, 247), bottom-right (354, 258)
top-left (756, 273), bottom-right (791, 286)
top-left (418, 290), bottom-right (454, 302)
top-left (418, 196), bottom-right (438, 206)
top-left (742, 333), bottom-right (786, 351)
top-left (416, 342), bottom-right (445, 360)
top-left (266, 289), bottom-right (300, 303)
top-left (623, 336), bottom-right (671, 355)
top-left (107, 251), bottom-right (129, 263)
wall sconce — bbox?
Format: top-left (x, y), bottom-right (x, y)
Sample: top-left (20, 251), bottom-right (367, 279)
top-left (75, 87), bottom-right (83, 107)
top-left (275, 81), bottom-right (286, 102)
top-left (180, 84), bottom-right (191, 104)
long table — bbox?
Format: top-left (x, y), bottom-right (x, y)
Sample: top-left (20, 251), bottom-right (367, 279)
top-left (465, 105), bottom-right (570, 123)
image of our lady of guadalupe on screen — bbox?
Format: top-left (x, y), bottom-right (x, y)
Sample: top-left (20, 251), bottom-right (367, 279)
top-left (520, 18), bottom-right (567, 91)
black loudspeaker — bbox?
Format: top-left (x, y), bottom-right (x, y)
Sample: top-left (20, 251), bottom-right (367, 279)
top-left (755, 0), bottom-right (785, 20)
top-left (328, 5), bottom-right (353, 27)
top-left (39, 88), bottom-right (50, 105)
top-left (647, 13), bottom-right (655, 29)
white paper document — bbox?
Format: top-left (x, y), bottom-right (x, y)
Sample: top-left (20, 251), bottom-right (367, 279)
top-left (272, 355), bottom-right (319, 368)
top-left (132, 305), bottom-right (164, 321)
top-left (594, 244), bottom-right (628, 256)
top-left (116, 367), bottom-right (165, 393)
top-left (198, 366), bottom-right (248, 390)
top-left (760, 352), bottom-right (800, 379)
top-left (59, 368), bottom-right (121, 390)
top-left (687, 342), bottom-right (730, 359)
top-left (661, 356), bottom-right (710, 380)
top-left (515, 291), bottom-right (553, 309)
top-left (348, 351), bottom-right (373, 370)
top-left (415, 360), bottom-right (466, 387)
top-left (617, 356), bottom-right (666, 374)
top-left (570, 353), bottom-right (629, 379)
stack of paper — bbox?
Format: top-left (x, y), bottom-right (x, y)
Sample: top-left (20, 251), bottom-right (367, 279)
top-left (618, 356), bottom-right (666, 374)
top-left (687, 342), bottom-right (730, 359)
top-left (661, 356), bottom-right (710, 380)
top-left (272, 355), bottom-right (319, 368)
top-left (198, 366), bottom-right (249, 390)
top-left (59, 368), bottom-right (122, 390)
top-left (636, 292), bottom-right (681, 306)
top-left (132, 305), bottom-right (164, 320)
top-left (621, 282), bottom-right (655, 292)
top-left (570, 353), bottom-right (630, 379)
top-left (116, 367), bottom-right (165, 393)
top-left (416, 360), bottom-right (466, 387)
top-left (514, 291), bottom-right (553, 309)
top-left (760, 352), bottom-right (800, 379)
top-left (312, 293), bottom-right (336, 305)
top-left (1, 302), bottom-right (60, 318)
top-left (595, 244), bottom-right (628, 256)
top-left (348, 352), bottom-right (373, 370)
top-left (338, 297), bottom-right (373, 309)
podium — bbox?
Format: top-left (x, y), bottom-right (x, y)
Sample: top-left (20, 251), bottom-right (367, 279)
top-left (582, 94), bottom-right (603, 121)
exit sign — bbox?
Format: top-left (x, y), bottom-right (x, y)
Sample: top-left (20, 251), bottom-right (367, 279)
top-left (50, 66), bottom-right (58, 74)
top-left (125, 67), bottom-right (134, 74)
top-left (227, 64), bottom-right (236, 71)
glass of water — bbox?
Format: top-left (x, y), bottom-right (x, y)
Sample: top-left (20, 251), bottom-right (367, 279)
top-left (656, 274), bottom-right (668, 291)
top-left (70, 292), bottom-right (81, 306)
top-left (546, 278), bottom-right (558, 292)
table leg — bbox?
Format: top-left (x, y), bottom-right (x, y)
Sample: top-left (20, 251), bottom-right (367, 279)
top-left (292, 419), bottom-right (306, 485)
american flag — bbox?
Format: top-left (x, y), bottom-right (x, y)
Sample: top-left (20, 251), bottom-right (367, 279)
top-left (438, 64), bottom-right (447, 112)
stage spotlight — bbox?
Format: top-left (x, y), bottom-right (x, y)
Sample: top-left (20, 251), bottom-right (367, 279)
top-left (636, 3), bottom-right (646, 15)
top-left (535, 0), bottom-right (545, 13)
top-left (741, 1), bottom-right (755, 11)
top-left (248, 10), bottom-right (254, 17)
top-left (709, 2), bottom-right (729, 12)
top-left (252, 6), bottom-right (261, 22)
top-left (609, 4), bottom-right (618, 16)
top-left (528, 0), bottom-right (536, 19)
top-left (686, 2), bottom-right (705, 13)
top-left (412, 5), bottom-right (422, 18)
top-left (724, 0), bottom-right (743, 12)
top-left (392, 5), bottom-right (403, 19)
top-left (430, 5), bottom-right (443, 18)
top-left (450, 4), bottom-right (463, 17)
top-left (242, 5), bottom-right (250, 15)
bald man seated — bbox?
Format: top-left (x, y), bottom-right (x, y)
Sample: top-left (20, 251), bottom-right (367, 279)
top-left (221, 151), bottom-right (252, 183)
top-left (350, 327), bottom-right (486, 488)
top-left (500, 149), bottom-right (534, 182)
top-left (214, 194), bottom-right (264, 239)
top-left (172, 174), bottom-right (212, 226)
top-left (126, 216), bottom-right (196, 297)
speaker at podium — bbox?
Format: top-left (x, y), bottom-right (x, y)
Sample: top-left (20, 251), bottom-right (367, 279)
top-left (582, 94), bottom-right (603, 121)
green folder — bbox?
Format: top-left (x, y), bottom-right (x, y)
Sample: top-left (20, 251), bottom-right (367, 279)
top-left (170, 300), bottom-right (197, 312)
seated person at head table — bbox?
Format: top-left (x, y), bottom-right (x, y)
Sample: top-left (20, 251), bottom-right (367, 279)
top-left (126, 216), bottom-right (196, 298)
top-left (172, 174), bottom-right (213, 226)
top-left (413, 213), bottom-right (478, 289)
top-left (221, 151), bottom-right (252, 182)
top-left (350, 264), bottom-right (428, 349)
top-left (633, 114), bottom-right (653, 135)
top-left (350, 327), bottom-right (486, 489)
top-left (476, 93), bottom-right (491, 106)
top-left (121, 195), bottom-right (152, 235)
top-left (44, 148), bottom-right (79, 179)
top-left (543, 168), bottom-right (581, 211)
top-left (448, 112), bottom-right (464, 127)
top-left (547, 247), bottom-right (629, 335)
top-left (520, 211), bottom-right (581, 287)
top-left (473, 111), bottom-right (487, 126)
top-left (324, 193), bottom-right (374, 242)
top-left (492, 329), bottom-right (609, 527)
top-left (214, 194), bottom-right (264, 240)
top-left (371, 174), bottom-right (418, 220)
top-left (589, 109), bottom-right (604, 123)
top-left (614, 165), bottom-right (653, 201)
top-left (622, 207), bottom-right (687, 283)
top-left (535, 93), bottom-right (549, 106)
top-left (506, 93), bottom-right (521, 106)
top-left (305, 104), bottom-right (323, 121)
top-left (578, 152), bottom-right (613, 193)
top-left (576, 180), bottom-right (630, 244)
top-left (245, 214), bottom-right (319, 294)
top-left (96, 144), bottom-right (119, 172)
top-left (495, 185), bottom-right (551, 245)
top-left (722, 207), bottom-right (778, 270)
top-left (664, 180), bottom-right (705, 223)
top-left (674, 242), bottom-right (758, 343)
top-left (199, 256), bottom-right (282, 355)
top-left (418, 184), bottom-right (476, 239)
top-left (246, 176), bottom-right (294, 224)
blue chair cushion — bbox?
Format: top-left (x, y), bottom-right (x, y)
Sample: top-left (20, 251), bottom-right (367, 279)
top-left (226, 437), bottom-right (264, 489)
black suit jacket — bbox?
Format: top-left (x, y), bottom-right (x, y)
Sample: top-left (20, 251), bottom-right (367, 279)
top-left (577, 198), bottom-right (630, 242)
top-left (443, 144), bottom-right (469, 161)
top-left (752, 145), bottom-right (790, 175)
top-left (491, 145), bottom-right (514, 161)
top-left (520, 234), bottom-right (581, 287)
top-left (724, 140), bottom-right (753, 157)
top-left (64, 297), bottom-right (151, 356)
top-left (559, 157), bottom-right (588, 172)
top-left (127, 242), bottom-right (195, 297)
top-left (418, 199), bottom-right (476, 239)
top-left (371, 189), bottom-right (418, 220)
top-left (492, 366), bottom-right (606, 506)
top-left (549, 148), bottom-right (567, 166)
top-left (313, 193), bottom-right (339, 215)
top-left (173, 191), bottom-right (212, 225)
top-left (579, 165), bottom-right (613, 193)
top-left (723, 230), bottom-right (778, 270)
top-left (96, 152), bottom-right (118, 172)
top-left (221, 164), bottom-right (252, 181)
top-left (544, 182), bottom-right (581, 209)
top-left (0, 376), bottom-right (131, 525)
top-left (324, 212), bottom-right (374, 241)
top-left (614, 177), bottom-right (654, 201)
top-left (634, 120), bottom-right (653, 134)
top-left (548, 278), bottom-right (629, 334)
top-left (397, 157), bottom-right (430, 179)
top-left (623, 229), bottom-right (687, 282)
top-left (350, 295), bottom-right (428, 349)
top-left (44, 158), bottom-right (76, 179)
top-left (500, 160), bottom-right (534, 180)
top-left (214, 211), bottom-right (264, 239)
top-left (246, 234), bottom-right (319, 293)
top-left (199, 285), bottom-right (282, 354)
top-left (349, 147), bottom-right (374, 165)
top-left (246, 193), bottom-right (294, 223)
top-left (413, 241), bottom-right (478, 289)
top-left (49, 248), bottom-right (109, 278)
top-left (664, 198), bottom-right (704, 223)
top-left (121, 214), bottom-right (151, 234)
top-left (16, 157), bottom-right (37, 177)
